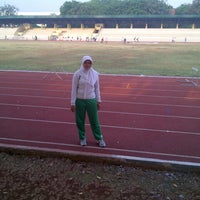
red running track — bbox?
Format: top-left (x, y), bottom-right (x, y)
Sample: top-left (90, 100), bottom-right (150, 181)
top-left (0, 70), bottom-right (200, 168)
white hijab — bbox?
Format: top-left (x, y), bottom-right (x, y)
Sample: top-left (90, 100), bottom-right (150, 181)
top-left (80, 55), bottom-right (98, 85)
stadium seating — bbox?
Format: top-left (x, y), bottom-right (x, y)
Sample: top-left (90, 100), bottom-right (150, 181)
top-left (25, 28), bottom-right (56, 40)
top-left (0, 28), bottom-right (18, 40)
top-left (0, 27), bottom-right (200, 42)
top-left (60, 28), bottom-right (95, 41)
top-left (98, 28), bottom-right (200, 43)
top-left (15, 28), bottom-right (95, 41)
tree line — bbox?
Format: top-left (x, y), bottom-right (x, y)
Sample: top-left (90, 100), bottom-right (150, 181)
top-left (60, 0), bottom-right (200, 16)
top-left (0, 0), bottom-right (200, 16)
top-left (176, 0), bottom-right (200, 15)
top-left (0, 4), bottom-right (18, 16)
top-left (60, 0), bottom-right (171, 15)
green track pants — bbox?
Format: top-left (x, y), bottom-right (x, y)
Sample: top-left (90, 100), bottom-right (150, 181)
top-left (75, 98), bottom-right (102, 140)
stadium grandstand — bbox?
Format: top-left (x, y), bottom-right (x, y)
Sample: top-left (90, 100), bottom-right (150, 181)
top-left (0, 15), bottom-right (200, 42)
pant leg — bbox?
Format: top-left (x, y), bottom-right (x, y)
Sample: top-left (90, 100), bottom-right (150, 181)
top-left (86, 99), bottom-right (102, 140)
top-left (75, 99), bottom-right (86, 140)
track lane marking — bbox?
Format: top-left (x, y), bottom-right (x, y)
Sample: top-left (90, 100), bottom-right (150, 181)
top-left (1, 93), bottom-right (200, 101)
top-left (3, 85), bottom-right (198, 94)
top-left (1, 103), bottom-right (200, 120)
top-left (103, 100), bottom-right (200, 108)
top-left (1, 97), bottom-right (200, 109)
top-left (1, 69), bottom-right (200, 80)
top-left (0, 116), bottom-right (200, 136)
top-left (0, 83), bottom-right (200, 94)
top-left (1, 79), bottom-right (198, 91)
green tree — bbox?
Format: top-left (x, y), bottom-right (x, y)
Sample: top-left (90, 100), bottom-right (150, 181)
top-left (191, 0), bottom-right (200, 14)
top-left (193, 0), bottom-right (200, 5)
top-left (60, 1), bottom-right (81, 15)
top-left (176, 0), bottom-right (200, 15)
top-left (175, 4), bottom-right (192, 15)
top-left (0, 4), bottom-right (18, 16)
top-left (60, 0), bottom-right (172, 16)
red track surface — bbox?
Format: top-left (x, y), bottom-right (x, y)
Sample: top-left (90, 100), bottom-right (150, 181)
top-left (0, 70), bottom-right (200, 167)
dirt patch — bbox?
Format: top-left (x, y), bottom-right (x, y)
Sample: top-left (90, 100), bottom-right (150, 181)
top-left (0, 152), bottom-right (200, 200)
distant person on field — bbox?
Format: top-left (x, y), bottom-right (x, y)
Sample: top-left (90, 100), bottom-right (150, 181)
top-left (185, 37), bottom-right (187, 43)
top-left (71, 56), bottom-right (106, 147)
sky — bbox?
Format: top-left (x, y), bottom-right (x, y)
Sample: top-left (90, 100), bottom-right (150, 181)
top-left (0, 0), bottom-right (194, 13)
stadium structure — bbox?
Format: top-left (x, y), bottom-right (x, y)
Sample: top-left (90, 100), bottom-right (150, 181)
top-left (0, 15), bottom-right (200, 42)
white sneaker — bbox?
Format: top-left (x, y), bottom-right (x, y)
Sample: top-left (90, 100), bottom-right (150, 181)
top-left (80, 138), bottom-right (87, 146)
top-left (98, 139), bottom-right (106, 147)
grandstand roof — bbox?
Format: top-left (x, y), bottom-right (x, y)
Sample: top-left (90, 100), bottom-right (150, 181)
top-left (1, 15), bottom-right (200, 28)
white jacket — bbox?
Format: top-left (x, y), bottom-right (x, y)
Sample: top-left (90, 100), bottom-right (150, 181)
top-left (71, 56), bottom-right (101, 105)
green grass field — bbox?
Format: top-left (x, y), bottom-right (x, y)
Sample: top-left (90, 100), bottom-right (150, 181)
top-left (0, 40), bottom-right (200, 77)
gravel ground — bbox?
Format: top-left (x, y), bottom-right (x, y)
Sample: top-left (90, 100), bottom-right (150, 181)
top-left (0, 152), bottom-right (200, 200)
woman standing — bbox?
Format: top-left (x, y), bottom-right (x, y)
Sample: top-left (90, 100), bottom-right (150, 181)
top-left (71, 56), bottom-right (106, 147)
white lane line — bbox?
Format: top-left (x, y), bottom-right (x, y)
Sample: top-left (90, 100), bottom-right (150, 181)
top-left (0, 77), bottom-right (199, 93)
top-left (0, 70), bottom-right (72, 75)
top-left (0, 116), bottom-right (74, 125)
top-left (101, 110), bottom-right (200, 120)
top-left (1, 96), bottom-right (199, 109)
top-left (0, 137), bottom-right (200, 162)
top-left (104, 84), bottom-right (200, 92)
top-left (101, 73), bottom-right (200, 80)
top-left (1, 86), bottom-right (199, 105)
top-left (0, 86), bottom-right (66, 93)
top-left (1, 84), bottom-right (200, 94)
top-left (0, 81), bottom-right (66, 87)
top-left (1, 70), bottom-right (199, 89)
top-left (0, 103), bottom-right (68, 110)
top-left (1, 103), bottom-right (200, 120)
top-left (0, 116), bottom-right (200, 136)
top-left (0, 78), bottom-right (193, 92)
top-left (102, 92), bottom-right (200, 100)
top-left (0, 93), bottom-right (67, 100)
top-left (104, 99), bottom-right (200, 109)
top-left (0, 76), bottom-right (197, 89)
top-left (101, 124), bottom-right (200, 136)
top-left (1, 92), bottom-right (200, 101)
top-left (1, 70), bottom-right (199, 92)
top-left (1, 70), bottom-right (199, 93)
top-left (1, 69), bottom-right (200, 80)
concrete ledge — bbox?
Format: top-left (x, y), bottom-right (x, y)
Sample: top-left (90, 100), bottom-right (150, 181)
top-left (0, 143), bottom-right (200, 173)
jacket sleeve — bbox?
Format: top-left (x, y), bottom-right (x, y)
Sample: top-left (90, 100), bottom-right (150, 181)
top-left (95, 75), bottom-right (101, 103)
top-left (71, 73), bottom-right (78, 105)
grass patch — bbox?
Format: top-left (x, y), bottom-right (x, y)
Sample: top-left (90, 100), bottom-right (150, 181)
top-left (0, 40), bottom-right (200, 77)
